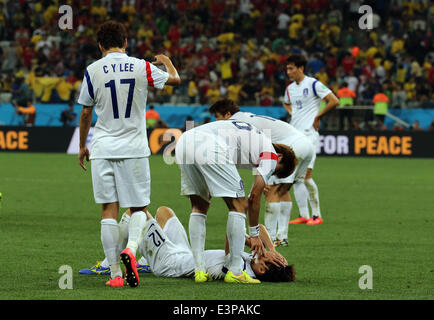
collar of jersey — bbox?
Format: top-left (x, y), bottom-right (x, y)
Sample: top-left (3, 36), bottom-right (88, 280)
top-left (105, 52), bottom-right (127, 57)
top-left (295, 76), bottom-right (307, 86)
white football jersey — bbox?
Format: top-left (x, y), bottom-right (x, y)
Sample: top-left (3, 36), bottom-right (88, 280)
top-left (176, 120), bottom-right (277, 184)
top-left (205, 250), bottom-right (256, 280)
top-left (229, 111), bottom-right (307, 147)
top-left (78, 52), bottom-right (169, 159)
top-left (284, 76), bottom-right (331, 135)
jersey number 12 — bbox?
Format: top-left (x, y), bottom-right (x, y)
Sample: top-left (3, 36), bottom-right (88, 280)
top-left (105, 78), bottom-right (135, 119)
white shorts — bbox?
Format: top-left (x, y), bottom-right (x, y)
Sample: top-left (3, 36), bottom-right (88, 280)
top-left (268, 136), bottom-right (314, 185)
top-left (305, 131), bottom-right (319, 169)
top-left (91, 157), bottom-right (150, 208)
top-left (139, 216), bottom-right (195, 278)
top-left (179, 163), bottom-right (245, 202)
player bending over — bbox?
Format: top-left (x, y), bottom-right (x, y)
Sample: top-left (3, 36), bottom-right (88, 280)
top-left (209, 99), bottom-right (315, 246)
top-left (175, 120), bottom-right (297, 284)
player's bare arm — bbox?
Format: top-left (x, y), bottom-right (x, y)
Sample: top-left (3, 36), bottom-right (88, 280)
top-left (248, 174), bottom-right (267, 257)
top-left (283, 102), bottom-right (292, 115)
top-left (78, 106), bottom-right (93, 171)
top-left (313, 92), bottom-right (339, 130)
top-left (152, 54), bottom-right (181, 85)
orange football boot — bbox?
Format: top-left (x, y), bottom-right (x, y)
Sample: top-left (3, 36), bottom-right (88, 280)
top-left (306, 217), bottom-right (323, 225)
top-left (120, 248), bottom-right (139, 287)
top-left (289, 217), bottom-right (309, 224)
top-left (105, 276), bottom-right (124, 287)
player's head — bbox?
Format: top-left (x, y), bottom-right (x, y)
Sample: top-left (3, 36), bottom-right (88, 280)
top-left (209, 99), bottom-right (240, 120)
top-left (253, 263), bottom-right (296, 282)
top-left (97, 20), bottom-right (128, 53)
top-left (272, 143), bottom-right (297, 179)
top-left (286, 54), bottom-right (307, 81)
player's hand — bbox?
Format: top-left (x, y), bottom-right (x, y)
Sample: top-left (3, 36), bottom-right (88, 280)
top-left (78, 147), bottom-right (90, 171)
top-left (263, 251), bottom-right (287, 267)
top-left (313, 115), bottom-right (321, 131)
top-left (263, 184), bottom-right (271, 196)
top-left (249, 236), bottom-right (265, 258)
top-left (152, 54), bottom-right (171, 66)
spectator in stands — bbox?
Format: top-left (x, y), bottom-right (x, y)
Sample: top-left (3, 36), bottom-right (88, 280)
top-left (391, 83), bottom-right (407, 109)
top-left (13, 98), bottom-right (36, 127)
top-left (411, 120), bottom-right (423, 131)
top-left (0, 0), bottom-right (432, 133)
top-left (428, 121), bottom-right (434, 132)
top-left (372, 88), bottom-right (390, 125)
top-left (60, 102), bottom-right (77, 127)
top-left (337, 83), bottom-right (356, 130)
top-left (146, 105), bottom-right (161, 129)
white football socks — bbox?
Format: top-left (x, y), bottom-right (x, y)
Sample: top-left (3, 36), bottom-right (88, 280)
top-left (264, 202), bottom-right (280, 240)
top-left (126, 210), bottom-right (147, 257)
top-left (101, 218), bottom-right (122, 279)
top-left (226, 211), bottom-right (246, 276)
top-left (305, 178), bottom-right (321, 218)
top-left (188, 212), bottom-right (207, 272)
top-left (118, 211), bottom-right (130, 254)
top-left (293, 182), bottom-right (310, 219)
top-left (277, 201), bottom-right (292, 240)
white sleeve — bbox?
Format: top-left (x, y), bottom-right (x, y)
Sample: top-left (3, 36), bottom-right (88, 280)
top-left (144, 60), bottom-right (170, 90)
top-left (77, 70), bottom-right (94, 106)
top-left (283, 86), bottom-right (291, 104)
top-left (313, 80), bottom-right (332, 99)
top-left (256, 157), bottom-right (277, 184)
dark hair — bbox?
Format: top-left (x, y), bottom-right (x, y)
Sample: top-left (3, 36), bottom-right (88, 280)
top-left (272, 143), bottom-right (297, 179)
top-left (209, 99), bottom-right (240, 116)
top-left (97, 20), bottom-right (127, 50)
top-left (256, 264), bottom-right (296, 282)
top-left (286, 54), bottom-right (307, 71)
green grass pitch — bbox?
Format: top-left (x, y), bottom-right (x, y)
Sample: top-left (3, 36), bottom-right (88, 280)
top-left (0, 153), bottom-right (433, 300)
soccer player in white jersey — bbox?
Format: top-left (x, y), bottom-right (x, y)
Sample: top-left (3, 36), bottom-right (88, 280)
top-left (175, 120), bottom-right (297, 283)
top-left (137, 206), bottom-right (295, 283)
top-left (77, 21), bottom-right (180, 287)
top-left (283, 54), bottom-right (339, 226)
top-left (209, 99), bottom-right (314, 246)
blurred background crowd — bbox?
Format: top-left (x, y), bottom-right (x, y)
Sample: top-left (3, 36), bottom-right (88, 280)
top-left (0, 0), bottom-right (433, 130)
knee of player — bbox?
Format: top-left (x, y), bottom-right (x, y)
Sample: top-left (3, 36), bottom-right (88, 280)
top-left (234, 197), bottom-right (248, 213)
top-left (156, 206), bottom-right (176, 225)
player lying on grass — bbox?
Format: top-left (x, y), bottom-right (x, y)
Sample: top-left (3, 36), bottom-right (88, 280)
top-left (209, 99), bottom-right (315, 248)
top-left (134, 206), bottom-right (295, 284)
top-left (79, 206), bottom-right (295, 286)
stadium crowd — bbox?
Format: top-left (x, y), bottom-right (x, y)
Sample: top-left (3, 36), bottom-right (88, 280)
top-left (0, 0), bottom-right (433, 129)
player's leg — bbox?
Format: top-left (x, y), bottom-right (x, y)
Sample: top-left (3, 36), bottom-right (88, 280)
top-left (188, 194), bottom-right (210, 282)
top-left (276, 183), bottom-right (292, 245)
top-left (178, 160), bottom-right (212, 282)
top-left (197, 163), bottom-right (256, 283)
top-left (292, 181), bottom-right (310, 221)
top-left (303, 133), bottom-right (323, 225)
top-left (305, 169), bottom-right (323, 225)
top-left (264, 183), bottom-right (280, 243)
top-left (155, 206), bottom-right (176, 229)
top-left (223, 196), bottom-right (249, 277)
top-left (91, 159), bottom-right (124, 286)
top-left (114, 157), bottom-right (152, 287)
top-left (100, 202), bottom-right (124, 286)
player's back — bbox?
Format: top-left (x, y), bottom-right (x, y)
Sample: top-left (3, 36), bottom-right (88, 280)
top-left (80, 52), bottom-right (159, 159)
top-left (175, 120), bottom-right (274, 168)
top-left (229, 111), bottom-right (306, 146)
